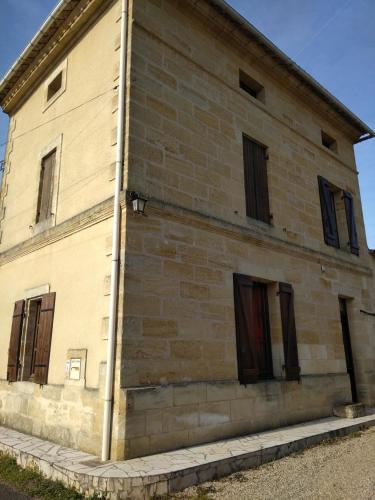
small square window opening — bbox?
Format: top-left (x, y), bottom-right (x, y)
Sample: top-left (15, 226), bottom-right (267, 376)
top-left (239, 70), bottom-right (265, 102)
top-left (47, 72), bottom-right (63, 101)
top-left (321, 131), bottom-right (337, 153)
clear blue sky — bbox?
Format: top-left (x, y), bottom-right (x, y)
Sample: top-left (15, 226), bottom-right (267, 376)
top-left (0, 0), bottom-right (374, 246)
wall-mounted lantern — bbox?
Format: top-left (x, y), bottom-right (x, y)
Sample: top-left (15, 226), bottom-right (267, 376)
top-left (128, 191), bottom-right (148, 215)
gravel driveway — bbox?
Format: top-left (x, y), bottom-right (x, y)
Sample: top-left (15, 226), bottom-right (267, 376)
top-left (173, 427), bottom-right (375, 500)
top-left (0, 483), bottom-right (31, 499)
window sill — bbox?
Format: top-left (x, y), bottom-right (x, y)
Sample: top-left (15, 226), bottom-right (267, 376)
top-left (245, 216), bottom-right (273, 231)
top-left (324, 242), bottom-right (358, 258)
top-left (240, 376), bottom-right (296, 386)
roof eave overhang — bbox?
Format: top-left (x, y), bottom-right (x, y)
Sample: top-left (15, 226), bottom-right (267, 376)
top-left (0, 1), bottom-right (80, 109)
top-left (0, 0), bottom-right (374, 143)
top-left (190, 0), bottom-right (375, 142)
top-left (0, 0), bottom-right (112, 114)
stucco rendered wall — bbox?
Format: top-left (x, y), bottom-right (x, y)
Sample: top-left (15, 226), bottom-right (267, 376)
top-left (0, 217), bottom-right (113, 454)
top-left (0, 0), bottom-right (121, 251)
top-left (0, 0), bottom-right (123, 457)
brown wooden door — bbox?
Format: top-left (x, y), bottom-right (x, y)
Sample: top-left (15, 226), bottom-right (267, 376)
top-left (339, 298), bottom-right (358, 403)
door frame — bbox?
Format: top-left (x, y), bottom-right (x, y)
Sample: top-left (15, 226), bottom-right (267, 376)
top-left (339, 297), bottom-right (358, 403)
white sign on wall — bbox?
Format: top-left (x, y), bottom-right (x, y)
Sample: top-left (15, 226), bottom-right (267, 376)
top-left (68, 358), bottom-right (81, 381)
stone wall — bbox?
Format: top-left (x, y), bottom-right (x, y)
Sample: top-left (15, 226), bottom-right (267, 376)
top-left (122, 374), bottom-right (350, 458)
top-left (119, 207), bottom-right (374, 457)
top-left (127, 0), bottom-right (368, 257)
top-left (121, 209), bottom-right (373, 389)
top-left (0, 375), bottom-right (104, 455)
top-left (118, 0), bottom-right (375, 458)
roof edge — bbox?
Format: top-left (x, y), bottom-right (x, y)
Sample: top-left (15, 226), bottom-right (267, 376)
top-left (1, 0), bottom-right (375, 141)
top-left (204, 0), bottom-right (375, 140)
top-left (0, 0), bottom-right (66, 89)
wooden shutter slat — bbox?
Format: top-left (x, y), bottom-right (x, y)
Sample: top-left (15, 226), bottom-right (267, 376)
top-left (243, 136), bottom-right (270, 224)
top-left (279, 283), bottom-right (300, 381)
top-left (318, 176), bottom-right (339, 248)
top-left (7, 300), bottom-right (25, 382)
top-left (33, 292), bottom-right (56, 385)
top-left (343, 191), bottom-right (359, 256)
top-left (234, 274), bottom-right (259, 383)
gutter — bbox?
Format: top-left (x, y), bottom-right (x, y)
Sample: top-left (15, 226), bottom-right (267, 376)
top-left (101, 0), bottom-right (128, 462)
top-left (354, 133), bottom-right (374, 144)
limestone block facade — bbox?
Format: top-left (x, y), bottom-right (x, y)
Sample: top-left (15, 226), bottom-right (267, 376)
top-left (0, 0), bottom-right (374, 460)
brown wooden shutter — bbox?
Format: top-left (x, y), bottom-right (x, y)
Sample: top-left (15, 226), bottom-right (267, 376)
top-left (233, 274), bottom-right (259, 383)
top-left (343, 191), bottom-right (359, 256)
top-left (7, 300), bottom-right (25, 382)
top-left (243, 137), bottom-right (257, 219)
top-left (279, 283), bottom-right (300, 381)
top-left (318, 176), bottom-right (339, 248)
top-left (36, 150), bottom-right (56, 223)
top-left (243, 135), bottom-right (270, 224)
top-left (34, 292), bottom-right (56, 385)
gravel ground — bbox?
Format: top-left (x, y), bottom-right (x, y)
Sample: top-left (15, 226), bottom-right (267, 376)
top-left (172, 427), bottom-right (375, 500)
top-left (0, 483), bottom-right (31, 499)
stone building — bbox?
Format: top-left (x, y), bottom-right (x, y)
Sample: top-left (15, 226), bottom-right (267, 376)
top-left (0, 0), bottom-right (374, 461)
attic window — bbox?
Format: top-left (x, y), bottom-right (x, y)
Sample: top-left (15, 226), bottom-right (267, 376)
top-left (321, 131), bottom-right (337, 152)
top-left (47, 72), bottom-right (63, 101)
top-left (239, 70), bottom-right (265, 102)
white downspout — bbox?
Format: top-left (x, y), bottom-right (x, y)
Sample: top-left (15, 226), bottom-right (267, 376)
top-left (102, 0), bottom-right (128, 462)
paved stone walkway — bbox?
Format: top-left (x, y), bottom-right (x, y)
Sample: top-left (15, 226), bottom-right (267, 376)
top-left (0, 411), bottom-right (374, 499)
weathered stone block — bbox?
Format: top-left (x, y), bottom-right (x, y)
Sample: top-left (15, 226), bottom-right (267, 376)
top-left (333, 403), bottom-right (366, 419)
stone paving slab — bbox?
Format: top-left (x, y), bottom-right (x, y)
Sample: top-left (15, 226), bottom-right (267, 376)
top-left (0, 410), bottom-right (374, 499)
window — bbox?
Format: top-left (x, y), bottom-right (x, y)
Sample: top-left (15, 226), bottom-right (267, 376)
top-left (47, 72), bottom-right (63, 101)
top-left (239, 70), bottom-right (265, 102)
top-left (321, 131), bottom-right (337, 153)
top-left (36, 149), bottom-right (56, 224)
top-left (318, 176), bottom-right (359, 255)
top-left (278, 283), bottom-right (300, 381)
top-left (233, 275), bottom-right (273, 383)
top-left (7, 293), bottom-right (56, 385)
top-left (243, 135), bottom-right (271, 224)
top-left (21, 298), bottom-right (42, 381)
top-left (43, 60), bottom-right (67, 110)
top-left (233, 275), bottom-right (300, 384)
